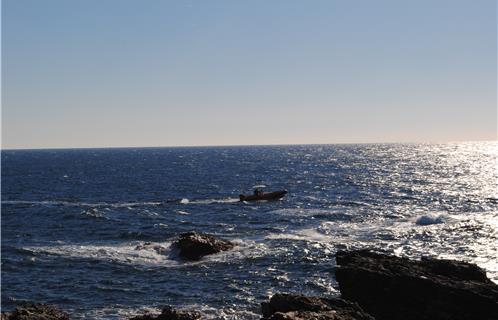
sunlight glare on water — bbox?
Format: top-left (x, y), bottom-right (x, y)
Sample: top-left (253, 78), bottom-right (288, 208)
top-left (2, 142), bottom-right (498, 318)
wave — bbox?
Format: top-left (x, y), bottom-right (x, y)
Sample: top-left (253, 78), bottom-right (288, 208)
top-left (1, 200), bottom-right (162, 208)
top-left (23, 241), bottom-right (176, 267)
top-left (265, 216), bottom-right (419, 248)
top-left (415, 213), bottom-right (447, 226)
top-left (269, 208), bottom-right (355, 221)
top-left (21, 238), bottom-right (268, 268)
top-left (2, 197), bottom-right (240, 209)
top-left (81, 208), bottom-right (108, 219)
top-left (84, 304), bottom-right (260, 320)
top-left (186, 198), bottom-right (240, 204)
top-left (83, 306), bottom-right (162, 320)
top-left (266, 228), bottom-right (334, 243)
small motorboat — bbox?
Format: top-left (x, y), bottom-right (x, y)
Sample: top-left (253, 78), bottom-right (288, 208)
top-left (239, 190), bottom-right (288, 202)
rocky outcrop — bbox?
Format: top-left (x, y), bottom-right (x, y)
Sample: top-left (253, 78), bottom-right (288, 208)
top-left (172, 231), bottom-right (234, 260)
top-left (261, 294), bottom-right (375, 320)
top-left (1, 303), bottom-right (70, 320)
top-left (129, 306), bottom-right (201, 320)
top-left (335, 250), bottom-right (498, 320)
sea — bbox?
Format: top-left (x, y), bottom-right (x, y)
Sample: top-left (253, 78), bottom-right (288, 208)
top-left (1, 142), bottom-right (497, 319)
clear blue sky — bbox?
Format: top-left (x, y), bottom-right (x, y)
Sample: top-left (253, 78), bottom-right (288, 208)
top-left (2, 0), bottom-right (497, 149)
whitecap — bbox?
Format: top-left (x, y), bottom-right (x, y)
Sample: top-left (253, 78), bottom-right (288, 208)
top-left (153, 223), bottom-right (168, 228)
top-left (265, 228), bottom-right (334, 243)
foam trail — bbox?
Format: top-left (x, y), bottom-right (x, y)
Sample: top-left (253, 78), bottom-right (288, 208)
top-left (2, 200), bottom-right (162, 208)
top-left (188, 198), bottom-right (240, 204)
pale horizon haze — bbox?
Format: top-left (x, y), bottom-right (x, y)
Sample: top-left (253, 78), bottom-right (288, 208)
top-left (2, 0), bottom-right (497, 149)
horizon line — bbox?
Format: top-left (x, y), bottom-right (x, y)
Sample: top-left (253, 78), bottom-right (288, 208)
top-left (1, 139), bottom-right (496, 151)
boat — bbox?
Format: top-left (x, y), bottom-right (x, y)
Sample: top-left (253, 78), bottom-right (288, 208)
top-left (239, 190), bottom-right (288, 202)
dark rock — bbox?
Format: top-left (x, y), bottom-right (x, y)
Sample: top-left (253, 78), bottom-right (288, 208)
top-left (129, 306), bottom-right (201, 320)
top-left (335, 250), bottom-right (498, 320)
top-left (1, 303), bottom-right (69, 320)
top-left (172, 231), bottom-right (234, 260)
top-left (261, 294), bottom-right (375, 320)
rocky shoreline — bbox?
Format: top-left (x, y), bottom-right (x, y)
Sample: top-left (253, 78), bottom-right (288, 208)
top-left (3, 232), bottom-right (498, 320)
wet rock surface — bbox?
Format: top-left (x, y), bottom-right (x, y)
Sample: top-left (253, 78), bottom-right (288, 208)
top-left (335, 250), bottom-right (498, 320)
top-left (129, 306), bottom-right (201, 320)
top-left (261, 294), bottom-right (375, 320)
top-left (1, 303), bottom-right (70, 320)
top-left (172, 231), bottom-right (234, 260)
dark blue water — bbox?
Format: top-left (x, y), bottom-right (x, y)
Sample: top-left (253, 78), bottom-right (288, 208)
top-left (2, 143), bottom-right (497, 318)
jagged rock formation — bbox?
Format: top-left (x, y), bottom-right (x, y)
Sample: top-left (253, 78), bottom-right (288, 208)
top-left (261, 293), bottom-right (375, 320)
top-left (172, 231), bottom-right (234, 260)
top-left (335, 250), bottom-right (498, 320)
top-left (129, 306), bottom-right (201, 320)
top-left (1, 303), bottom-right (70, 320)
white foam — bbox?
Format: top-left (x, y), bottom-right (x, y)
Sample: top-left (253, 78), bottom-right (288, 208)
top-left (22, 238), bottom-right (268, 268)
top-left (24, 241), bottom-right (177, 266)
top-left (200, 239), bottom-right (269, 263)
top-left (8, 197), bottom-right (243, 207)
top-left (139, 210), bottom-right (160, 217)
top-left (179, 304), bottom-right (260, 320)
top-left (270, 207), bottom-right (353, 219)
top-left (84, 305), bottom-right (161, 320)
top-left (266, 228), bottom-right (334, 243)
top-left (82, 208), bottom-right (106, 218)
top-left (187, 198), bottom-right (240, 204)
top-left (265, 217), bottom-right (414, 247)
top-left (2, 200), bottom-right (162, 208)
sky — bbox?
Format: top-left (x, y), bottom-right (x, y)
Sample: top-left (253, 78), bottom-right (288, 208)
top-left (2, 0), bottom-right (497, 149)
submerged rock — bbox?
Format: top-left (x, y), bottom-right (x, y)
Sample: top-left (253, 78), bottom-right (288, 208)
top-left (129, 306), bottom-right (201, 320)
top-left (1, 303), bottom-right (70, 320)
top-left (335, 250), bottom-right (498, 320)
top-left (172, 231), bottom-right (234, 260)
top-left (261, 294), bottom-right (375, 320)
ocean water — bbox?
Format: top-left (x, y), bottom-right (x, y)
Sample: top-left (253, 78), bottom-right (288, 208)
top-left (1, 142), bottom-right (497, 319)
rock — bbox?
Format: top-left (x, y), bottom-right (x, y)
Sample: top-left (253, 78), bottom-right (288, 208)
top-left (335, 250), bottom-right (498, 320)
top-left (261, 294), bottom-right (375, 320)
top-left (129, 306), bottom-right (201, 320)
top-left (1, 303), bottom-right (70, 320)
top-left (172, 231), bottom-right (234, 260)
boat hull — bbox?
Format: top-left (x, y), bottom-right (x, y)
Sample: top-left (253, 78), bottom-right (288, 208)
top-left (239, 190), bottom-right (288, 202)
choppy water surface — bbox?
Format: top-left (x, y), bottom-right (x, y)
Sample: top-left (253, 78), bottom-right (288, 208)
top-left (2, 142), bottom-right (497, 319)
